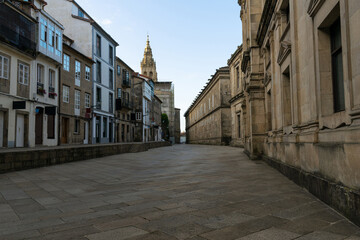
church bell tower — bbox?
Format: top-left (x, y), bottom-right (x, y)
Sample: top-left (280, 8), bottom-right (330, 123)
top-left (141, 35), bottom-right (158, 82)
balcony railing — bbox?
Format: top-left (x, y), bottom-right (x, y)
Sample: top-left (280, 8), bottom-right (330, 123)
top-left (48, 87), bottom-right (56, 99)
top-left (0, 3), bottom-right (36, 56)
top-left (122, 79), bottom-right (130, 88)
top-left (37, 82), bottom-right (45, 95)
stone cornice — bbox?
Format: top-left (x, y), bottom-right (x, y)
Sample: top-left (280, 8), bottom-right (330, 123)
top-left (307, 0), bottom-right (326, 17)
top-left (257, 0), bottom-right (278, 46)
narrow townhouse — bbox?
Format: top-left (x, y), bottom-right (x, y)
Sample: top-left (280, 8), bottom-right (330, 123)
top-left (0, 0), bottom-right (63, 148)
top-left (33, 0), bottom-right (63, 147)
top-left (46, 0), bottom-right (118, 144)
top-left (59, 35), bottom-right (93, 145)
top-left (115, 57), bottom-right (135, 143)
top-left (0, 0), bottom-right (37, 148)
top-left (133, 74), bottom-right (154, 142)
top-left (152, 95), bottom-right (162, 141)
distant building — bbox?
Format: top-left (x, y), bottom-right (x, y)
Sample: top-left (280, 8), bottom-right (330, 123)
top-left (185, 67), bottom-right (231, 145)
top-left (59, 35), bottom-right (94, 145)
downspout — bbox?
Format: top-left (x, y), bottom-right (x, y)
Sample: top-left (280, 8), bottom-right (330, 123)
top-left (57, 65), bottom-right (61, 146)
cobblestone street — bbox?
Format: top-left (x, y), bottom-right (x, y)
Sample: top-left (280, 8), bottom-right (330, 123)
top-left (0, 145), bottom-right (359, 240)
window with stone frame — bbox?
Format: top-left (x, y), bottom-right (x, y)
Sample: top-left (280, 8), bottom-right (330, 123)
top-left (96, 61), bottom-right (101, 83)
top-left (85, 93), bottom-right (90, 108)
top-left (85, 66), bottom-right (91, 81)
top-left (48, 69), bottom-right (55, 96)
top-left (63, 54), bottom-right (70, 71)
top-left (96, 34), bottom-right (101, 57)
top-left (109, 45), bottom-right (113, 65)
top-left (75, 60), bottom-right (81, 87)
top-left (40, 18), bottom-right (47, 48)
top-left (37, 64), bottom-right (44, 83)
top-left (75, 90), bottom-right (81, 110)
top-left (0, 54), bottom-right (9, 79)
top-left (63, 85), bottom-right (69, 103)
top-left (330, 18), bottom-right (345, 113)
top-left (18, 63), bottom-right (29, 85)
top-left (282, 67), bottom-right (292, 126)
top-left (317, 4), bottom-right (345, 117)
top-left (109, 68), bottom-right (113, 89)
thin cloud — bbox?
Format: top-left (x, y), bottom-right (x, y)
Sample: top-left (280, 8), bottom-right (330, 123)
top-left (101, 19), bottom-right (113, 26)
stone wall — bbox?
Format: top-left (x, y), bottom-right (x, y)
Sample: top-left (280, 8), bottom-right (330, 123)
top-left (0, 141), bottom-right (170, 173)
top-left (185, 67), bottom-right (231, 145)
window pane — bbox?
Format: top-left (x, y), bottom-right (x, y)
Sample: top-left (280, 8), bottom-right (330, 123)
top-left (0, 56), bottom-right (2, 77)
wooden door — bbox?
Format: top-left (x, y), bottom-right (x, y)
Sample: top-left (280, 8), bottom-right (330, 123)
top-left (35, 112), bottom-right (43, 145)
top-left (61, 117), bottom-right (69, 144)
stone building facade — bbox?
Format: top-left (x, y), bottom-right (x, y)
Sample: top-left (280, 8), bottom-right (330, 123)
top-left (115, 57), bottom-right (135, 143)
top-left (185, 67), bottom-right (231, 145)
top-left (228, 45), bottom-right (246, 148)
top-left (235, 0), bottom-right (360, 224)
top-left (59, 36), bottom-right (93, 145)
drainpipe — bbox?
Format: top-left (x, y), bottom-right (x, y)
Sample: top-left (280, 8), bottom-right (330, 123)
top-left (57, 65), bottom-right (61, 146)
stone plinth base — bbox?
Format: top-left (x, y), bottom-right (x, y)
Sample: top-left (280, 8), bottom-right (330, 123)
top-left (263, 155), bottom-right (360, 227)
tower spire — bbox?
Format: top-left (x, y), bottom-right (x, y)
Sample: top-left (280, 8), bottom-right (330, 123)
top-left (141, 34), bottom-right (158, 82)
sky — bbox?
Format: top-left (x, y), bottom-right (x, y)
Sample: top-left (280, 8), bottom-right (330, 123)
top-left (75, 0), bottom-right (243, 132)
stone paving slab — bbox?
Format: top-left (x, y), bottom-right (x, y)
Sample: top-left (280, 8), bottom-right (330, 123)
top-left (0, 144), bottom-right (359, 239)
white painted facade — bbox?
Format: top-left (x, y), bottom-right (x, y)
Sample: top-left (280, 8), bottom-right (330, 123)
top-left (0, 44), bottom-right (34, 148)
top-left (142, 79), bottom-right (152, 142)
top-left (46, 0), bottom-right (118, 144)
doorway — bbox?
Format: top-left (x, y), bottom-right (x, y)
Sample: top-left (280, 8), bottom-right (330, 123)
top-left (96, 116), bottom-right (100, 143)
top-left (35, 108), bottom-right (43, 145)
top-left (84, 121), bottom-right (89, 144)
top-left (109, 121), bottom-right (113, 143)
top-left (0, 111), bottom-right (4, 147)
top-left (61, 117), bottom-right (69, 144)
top-left (16, 114), bottom-right (25, 147)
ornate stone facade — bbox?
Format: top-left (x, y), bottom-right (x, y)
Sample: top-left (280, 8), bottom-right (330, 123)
top-left (185, 67), bottom-right (231, 145)
top-left (232, 0), bottom-right (360, 224)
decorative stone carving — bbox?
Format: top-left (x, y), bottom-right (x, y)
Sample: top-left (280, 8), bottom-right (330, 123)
top-left (277, 41), bottom-right (291, 65)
